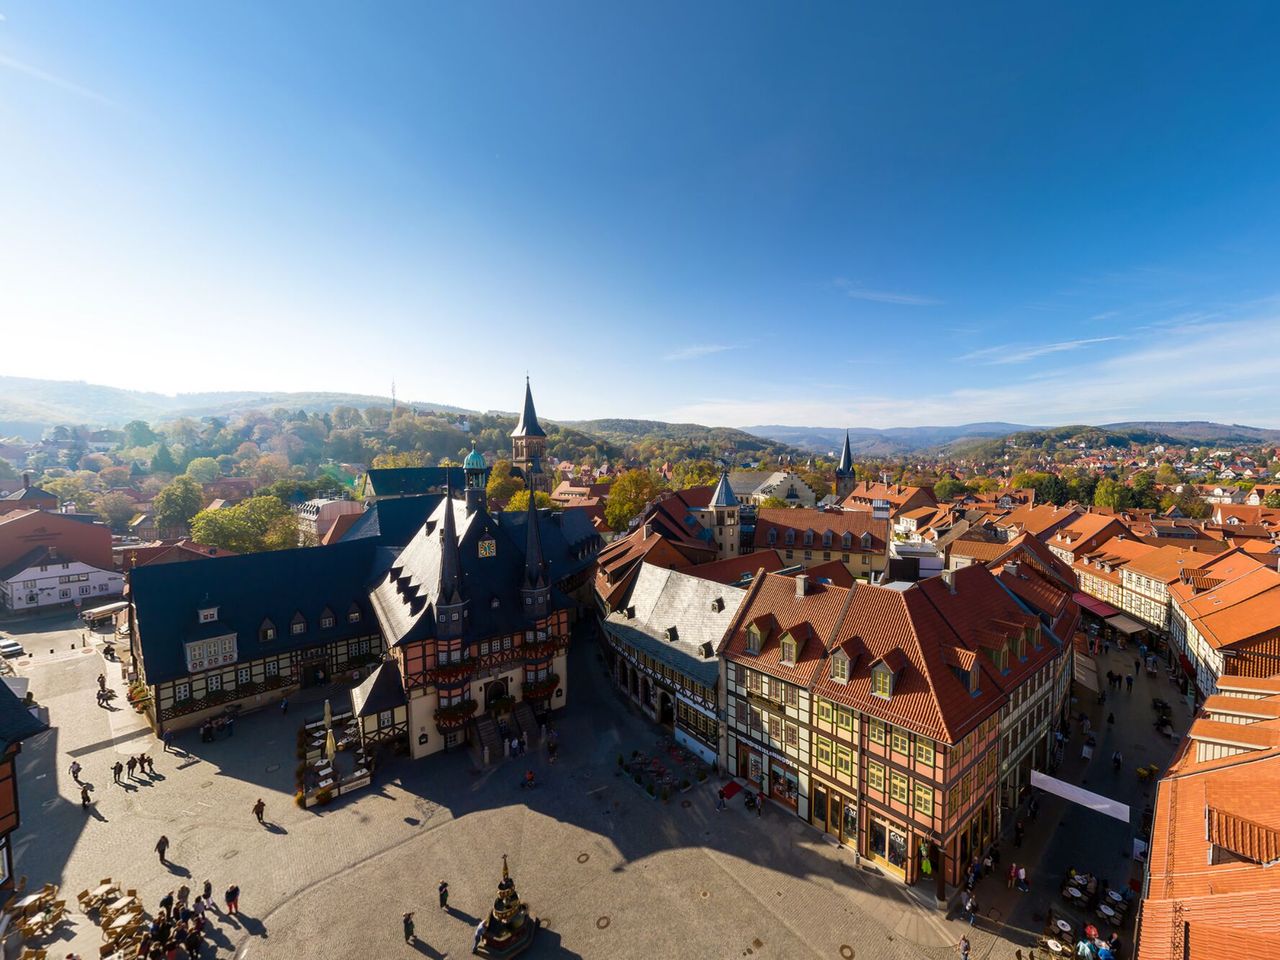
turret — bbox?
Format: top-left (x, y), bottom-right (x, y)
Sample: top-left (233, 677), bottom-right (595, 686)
top-left (464, 441), bottom-right (488, 514)
top-left (521, 477), bottom-right (550, 622)
top-left (435, 482), bottom-right (468, 639)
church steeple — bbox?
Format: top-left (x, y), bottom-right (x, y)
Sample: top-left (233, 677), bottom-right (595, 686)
top-left (835, 430), bottom-right (855, 499)
top-left (510, 377), bottom-right (550, 496)
top-left (510, 376), bottom-right (546, 439)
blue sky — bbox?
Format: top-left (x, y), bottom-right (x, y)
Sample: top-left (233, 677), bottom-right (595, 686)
top-left (3, 2), bottom-right (1279, 428)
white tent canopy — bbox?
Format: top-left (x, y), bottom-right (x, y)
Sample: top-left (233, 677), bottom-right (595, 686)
top-left (1030, 770), bottom-right (1130, 823)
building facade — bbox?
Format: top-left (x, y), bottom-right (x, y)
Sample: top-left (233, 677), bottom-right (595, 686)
top-left (0, 549), bottom-right (122, 612)
top-left (752, 508), bottom-right (888, 581)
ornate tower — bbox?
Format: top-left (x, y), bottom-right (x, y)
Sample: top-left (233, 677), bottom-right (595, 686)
top-left (478, 854), bottom-right (539, 956)
top-left (464, 441), bottom-right (489, 514)
top-left (521, 486), bottom-right (550, 622)
top-left (434, 482), bottom-right (468, 640)
top-left (510, 377), bottom-right (550, 495)
top-left (835, 430), bottom-right (856, 500)
top-left (707, 470), bottom-right (741, 559)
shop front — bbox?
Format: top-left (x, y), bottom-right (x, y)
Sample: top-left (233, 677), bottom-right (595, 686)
top-left (865, 812), bottom-right (909, 877)
top-left (736, 742), bottom-right (800, 811)
top-left (810, 779), bottom-right (857, 848)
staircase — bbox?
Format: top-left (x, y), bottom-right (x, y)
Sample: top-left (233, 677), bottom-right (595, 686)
top-left (513, 701), bottom-right (541, 747)
top-left (474, 713), bottom-right (504, 765)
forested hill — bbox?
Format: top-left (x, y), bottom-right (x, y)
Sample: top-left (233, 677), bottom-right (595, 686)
top-left (567, 419), bottom-right (808, 465)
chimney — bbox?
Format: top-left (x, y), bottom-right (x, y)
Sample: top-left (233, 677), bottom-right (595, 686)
top-left (22, 473), bottom-right (30, 490)
top-left (642, 522), bottom-right (653, 539)
top-left (795, 574), bottom-right (808, 598)
top-left (941, 570), bottom-right (956, 594)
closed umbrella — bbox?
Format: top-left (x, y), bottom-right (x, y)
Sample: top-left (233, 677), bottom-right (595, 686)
top-left (323, 698), bottom-right (333, 730)
top-left (326, 728), bottom-right (337, 761)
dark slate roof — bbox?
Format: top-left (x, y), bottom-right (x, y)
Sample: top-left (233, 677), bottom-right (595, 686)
top-left (3, 486), bottom-right (56, 502)
top-left (837, 431), bottom-right (854, 475)
top-left (131, 540), bottom-right (384, 684)
top-left (350, 660), bottom-right (407, 717)
top-left (495, 506), bottom-right (600, 586)
top-left (364, 468), bottom-right (467, 499)
top-left (340, 495), bottom-right (444, 547)
top-left (0, 546), bottom-right (53, 583)
top-left (510, 378), bottom-right (546, 438)
top-left (0, 678), bottom-right (48, 754)
top-left (370, 498), bottom-right (573, 649)
top-left (709, 471), bottom-right (739, 508)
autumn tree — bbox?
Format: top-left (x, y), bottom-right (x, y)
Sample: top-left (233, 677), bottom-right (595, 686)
top-left (759, 496), bottom-right (791, 510)
top-left (184, 457), bottom-right (221, 483)
top-left (503, 491), bottom-right (554, 512)
top-left (1263, 491), bottom-right (1280, 509)
top-left (96, 491), bottom-right (138, 532)
top-left (485, 460), bottom-right (525, 503)
top-left (190, 496), bottom-right (298, 554)
top-left (603, 469), bottom-right (665, 531)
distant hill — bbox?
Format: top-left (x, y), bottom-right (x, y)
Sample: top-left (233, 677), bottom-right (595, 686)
top-left (1098, 421), bottom-right (1280, 445)
top-left (568, 418), bottom-right (809, 464)
top-left (0, 376), bottom-right (472, 427)
top-left (744, 423), bottom-right (1033, 456)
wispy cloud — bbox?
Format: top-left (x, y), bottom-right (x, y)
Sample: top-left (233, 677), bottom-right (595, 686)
top-left (835, 278), bottom-right (942, 306)
top-left (664, 343), bottom-right (735, 362)
top-left (0, 54), bottom-right (116, 107)
top-left (959, 336), bottom-right (1122, 365)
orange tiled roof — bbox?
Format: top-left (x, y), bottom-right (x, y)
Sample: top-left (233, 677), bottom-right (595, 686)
top-left (686, 550), bottom-right (785, 586)
top-left (1124, 544), bottom-right (1212, 583)
top-left (754, 509), bottom-right (888, 552)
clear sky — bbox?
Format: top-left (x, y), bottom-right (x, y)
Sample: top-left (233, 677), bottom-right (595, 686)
top-left (3, 2), bottom-right (1279, 428)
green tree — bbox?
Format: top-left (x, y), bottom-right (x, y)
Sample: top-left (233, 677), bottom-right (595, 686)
top-left (1093, 477), bottom-right (1132, 511)
top-left (1263, 491), bottom-right (1280, 509)
top-left (485, 460), bottom-right (524, 503)
top-left (1154, 463), bottom-right (1181, 485)
top-left (1129, 471), bottom-right (1159, 510)
top-left (122, 420), bottom-right (158, 448)
top-left (670, 460), bottom-right (720, 489)
top-left (800, 471), bottom-right (831, 501)
top-left (184, 457), bottom-right (221, 483)
top-left (504, 490), bottom-right (554, 513)
top-left (934, 477), bottom-right (965, 501)
top-left (190, 495), bottom-right (298, 554)
top-left (40, 476), bottom-right (89, 507)
top-left (0, 459), bottom-right (16, 483)
top-left (96, 491), bottom-right (138, 532)
top-left (151, 444), bottom-right (178, 474)
top-left (759, 496), bottom-right (791, 510)
top-left (153, 475), bottom-right (204, 535)
top-left (603, 469), bottom-right (665, 531)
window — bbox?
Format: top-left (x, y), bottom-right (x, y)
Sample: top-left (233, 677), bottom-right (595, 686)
top-left (785, 723), bottom-right (798, 747)
top-left (23, 580), bottom-right (35, 589)
top-left (817, 736), bottom-right (833, 763)
top-left (842, 532), bottom-right (853, 549)
top-left (914, 782), bottom-right (934, 816)
top-left (915, 739), bottom-right (935, 766)
top-left (803, 550), bottom-right (812, 560)
top-left (321, 615), bottom-right (335, 629)
top-left (746, 624), bottom-right (762, 655)
top-left (265, 661), bottom-right (279, 677)
top-left (822, 531), bottom-right (832, 547)
top-left (784, 530), bottom-right (795, 546)
top-left (292, 621), bottom-right (306, 635)
top-left (784, 685), bottom-right (798, 708)
top-left (803, 530), bottom-right (813, 546)
top-left (207, 674), bottom-right (222, 692)
top-left (237, 667), bottom-right (250, 686)
top-left (79, 585), bottom-right (90, 595)
top-left (199, 607), bottom-right (218, 623)
top-left (59, 589), bottom-right (70, 599)
top-left (348, 610), bottom-right (361, 623)
top-left (174, 682), bottom-right (190, 702)
top-left (868, 717), bottom-right (885, 744)
top-left (890, 772), bottom-right (908, 804)
top-left (261, 620), bottom-right (276, 642)
top-left (830, 656), bottom-right (849, 683)
top-left (861, 532), bottom-right (872, 549)
top-left (836, 745), bottom-right (852, 774)
top-left (837, 707), bottom-right (853, 731)
top-left (767, 529), bottom-right (777, 545)
top-left (817, 700), bottom-right (833, 722)
top-left (779, 637), bottom-right (796, 665)
top-left (891, 728), bottom-right (910, 754)
top-left (378, 709), bottom-right (393, 728)
top-left (767, 715), bottom-right (781, 741)
top-left (872, 667), bottom-right (892, 699)
top-left (867, 760), bottom-right (885, 792)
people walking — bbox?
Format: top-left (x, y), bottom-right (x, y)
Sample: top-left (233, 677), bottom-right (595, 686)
top-left (126, 756), bottom-right (137, 779)
top-left (80, 784), bottom-right (92, 808)
top-left (959, 935), bottom-right (970, 960)
top-left (69, 759), bottom-right (83, 784)
top-left (156, 835), bottom-right (170, 865)
top-left (716, 787), bottom-right (726, 812)
top-left (280, 696), bottom-right (288, 715)
top-left (163, 730), bottom-right (174, 753)
top-left (252, 799), bottom-right (265, 824)
top-left (473, 918), bottom-right (487, 954)
top-left (403, 911), bottom-right (415, 943)
top-left (1126, 674), bottom-right (1134, 692)
top-left (224, 884), bottom-right (239, 915)
top-left (438, 880), bottom-right (449, 911)
top-left (112, 760), bottom-right (124, 783)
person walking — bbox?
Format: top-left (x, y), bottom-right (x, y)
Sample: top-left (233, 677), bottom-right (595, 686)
top-left (69, 759), bottom-right (83, 784)
top-left (163, 730), bottom-right (174, 753)
top-left (98, 673), bottom-right (107, 691)
top-left (126, 756), bottom-right (137, 779)
top-left (156, 835), bottom-right (170, 865)
top-left (1126, 674), bottom-right (1134, 692)
top-left (438, 880), bottom-right (449, 911)
top-left (959, 935), bottom-right (971, 960)
top-left (226, 716), bottom-right (235, 737)
top-left (1007, 862), bottom-right (1016, 889)
top-left (177, 884), bottom-right (190, 908)
top-left (112, 760), bottom-right (124, 784)
top-left (1017, 864), bottom-right (1028, 892)
top-left (1014, 819), bottom-right (1024, 848)
top-left (402, 911), bottom-right (415, 943)
top-left (716, 787), bottom-right (726, 812)
top-left (80, 784), bottom-right (92, 808)
top-left (224, 884), bottom-right (239, 915)
top-left (964, 891), bottom-right (978, 926)
top-left (756, 789), bottom-right (765, 818)
top-left (251, 798), bottom-right (266, 824)
top-left (472, 918), bottom-right (487, 954)
top-left (280, 696), bottom-right (288, 716)
top-left (160, 890), bottom-right (175, 914)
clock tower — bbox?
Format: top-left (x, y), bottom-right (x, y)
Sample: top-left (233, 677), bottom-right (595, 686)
top-left (510, 377), bottom-right (550, 496)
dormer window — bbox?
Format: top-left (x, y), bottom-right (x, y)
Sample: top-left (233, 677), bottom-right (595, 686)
top-left (991, 647), bottom-right (1008, 672)
top-left (861, 532), bottom-right (873, 549)
top-left (871, 663), bottom-right (893, 699)
top-left (779, 633), bottom-right (796, 665)
top-left (291, 613), bottom-right (307, 636)
top-left (320, 608), bottom-right (335, 629)
top-left (784, 530), bottom-right (795, 546)
top-left (710, 597), bottom-right (724, 613)
top-left (348, 604), bottom-right (361, 623)
top-left (803, 529), bottom-right (814, 546)
top-left (842, 532), bottom-right (853, 549)
top-left (198, 607), bottom-right (218, 624)
top-left (746, 623), bottom-right (762, 655)
top-left (822, 530), bottom-right (832, 547)
top-left (767, 529), bottom-right (777, 545)
top-left (260, 619), bottom-right (276, 642)
top-left (830, 651), bottom-right (849, 683)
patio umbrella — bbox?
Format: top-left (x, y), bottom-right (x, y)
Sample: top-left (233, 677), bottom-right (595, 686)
top-left (326, 727), bottom-right (337, 761)
top-left (323, 698), bottom-right (333, 730)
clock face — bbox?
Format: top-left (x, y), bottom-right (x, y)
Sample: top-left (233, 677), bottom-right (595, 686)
top-left (478, 537), bottom-right (496, 558)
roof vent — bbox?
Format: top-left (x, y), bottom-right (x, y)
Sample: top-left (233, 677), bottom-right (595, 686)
top-left (711, 597), bottom-right (724, 613)
top-left (699, 642), bottom-right (715, 659)
top-left (624, 606), bottom-right (636, 620)
top-left (664, 626), bottom-right (679, 643)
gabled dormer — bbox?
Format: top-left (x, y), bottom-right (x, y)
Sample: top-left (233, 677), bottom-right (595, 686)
top-left (290, 611), bottom-right (307, 636)
top-left (259, 618), bottom-right (276, 642)
top-left (198, 605), bottom-right (219, 624)
top-left (779, 631), bottom-right (797, 666)
top-left (829, 646), bottom-right (850, 684)
top-left (745, 616), bottom-right (771, 656)
top-left (870, 650), bottom-right (907, 699)
top-left (860, 531), bottom-right (873, 549)
top-left (320, 607), bottom-right (336, 630)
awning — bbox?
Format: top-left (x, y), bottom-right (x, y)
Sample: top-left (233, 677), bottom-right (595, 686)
top-left (1073, 592), bottom-right (1120, 619)
top-left (1030, 770), bottom-right (1130, 823)
top-left (1074, 651), bottom-right (1099, 692)
top-left (1106, 613), bottom-right (1148, 636)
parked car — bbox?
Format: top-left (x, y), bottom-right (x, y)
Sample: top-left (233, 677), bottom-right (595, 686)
top-left (0, 639), bottom-right (25, 658)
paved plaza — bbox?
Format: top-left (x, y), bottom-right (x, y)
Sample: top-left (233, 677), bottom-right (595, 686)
top-left (8, 612), bottom-right (1188, 959)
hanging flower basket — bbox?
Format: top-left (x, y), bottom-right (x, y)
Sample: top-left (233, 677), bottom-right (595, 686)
top-left (522, 639), bottom-right (559, 660)
top-left (521, 674), bottom-right (559, 700)
top-left (433, 698), bottom-right (478, 731)
top-left (428, 658), bottom-right (477, 685)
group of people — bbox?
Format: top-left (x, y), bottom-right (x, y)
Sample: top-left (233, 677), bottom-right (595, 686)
top-left (112, 753), bottom-right (158, 784)
top-left (199, 714), bottom-right (235, 742)
top-left (96, 673), bottom-right (116, 707)
top-left (125, 879), bottom-right (239, 959)
top-left (1103, 669), bottom-right (1134, 693)
top-left (401, 881), bottom-right (490, 954)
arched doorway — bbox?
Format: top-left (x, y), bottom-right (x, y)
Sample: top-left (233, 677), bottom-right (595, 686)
top-left (629, 666), bottom-right (639, 698)
top-left (641, 676), bottom-right (652, 710)
top-left (484, 678), bottom-right (509, 710)
top-left (657, 691), bottom-right (674, 728)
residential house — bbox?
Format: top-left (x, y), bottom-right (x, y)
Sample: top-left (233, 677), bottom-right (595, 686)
top-left (0, 476), bottom-right (58, 517)
top-left (1045, 513), bottom-right (1132, 565)
top-left (753, 508), bottom-right (888, 580)
top-left (727, 470), bottom-right (818, 508)
top-left (294, 498), bottom-right (365, 543)
top-left (840, 481), bottom-right (937, 518)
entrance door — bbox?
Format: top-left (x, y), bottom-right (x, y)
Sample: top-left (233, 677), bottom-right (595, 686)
top-left (812, 784), bottom-right (829, 831)
top-left (658, 692), bottom-right (674, 728)
top-left (484, 679), bottom-right (509, 710)
top-left (868, 816), bottom-right (907, 876)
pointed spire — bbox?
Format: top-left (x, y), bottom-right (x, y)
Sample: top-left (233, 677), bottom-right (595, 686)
top-left (524, 485), bottom-right (547, 589)
top-left (709, 470), bottom-right (739, 508)
top-left (510, 376), bottom-right (546, 438)
top-left (837, 430), bottom-right (853, 475)
top-left (438, 478), bottom-right (464, 604)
